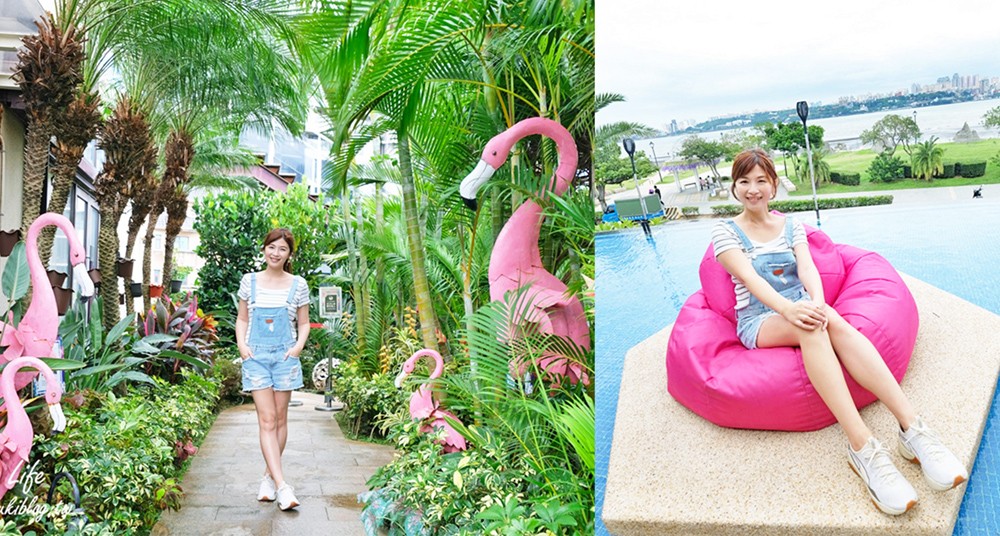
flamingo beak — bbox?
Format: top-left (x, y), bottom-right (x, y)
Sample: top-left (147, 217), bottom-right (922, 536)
top-left (459, 159), bottom-right (496, 210)
top-left (73, 263), bottom-right (95, 298)
top-left (49, 403), bottom-right (66, 433)
top-left (394, 371), bottom-right (407, 389)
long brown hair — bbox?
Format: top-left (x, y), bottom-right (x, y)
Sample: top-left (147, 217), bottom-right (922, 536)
top-left (263, 228), bottom-right (295, 273)
top-left (730, 148), bottom-right (779, 199)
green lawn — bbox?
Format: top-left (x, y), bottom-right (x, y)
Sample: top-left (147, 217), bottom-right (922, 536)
top-left (788, 139), bottom-right (1000, 196)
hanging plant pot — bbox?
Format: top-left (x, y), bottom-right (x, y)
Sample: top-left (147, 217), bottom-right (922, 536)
top-left (53, 287), bottom-right (73, 316)
top-left (149, 285), bottom-right (163, 298)
top-left (116, 258), bottom-right (134, 279)
top-left (119, 292), bottom-right (125, 305)
top-left (0, 230), bottom-right (21, 257)
top-left (47, 269), bottom-right (68, 288)
top-left (170, 279), bottom-right (182, 293)
top-left (130, 282), bottom-right (142, 298)
top-left (87, 268), bottom-right (102, 287)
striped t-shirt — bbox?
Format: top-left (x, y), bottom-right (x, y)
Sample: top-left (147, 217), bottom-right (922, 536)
top-left (237, 273), bottom-right (311, 343)
top-left (711, 218), bottom-right (807, 310)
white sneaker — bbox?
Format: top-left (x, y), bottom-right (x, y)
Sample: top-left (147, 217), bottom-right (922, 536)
top-left (276, 484), bottom-right (299, 511)
top-left (257, 475), bottom-right (276, 502)
top-left (898, 416), bottom-right (969, 491)
top-left (848, 437), bottom-right (918, 515)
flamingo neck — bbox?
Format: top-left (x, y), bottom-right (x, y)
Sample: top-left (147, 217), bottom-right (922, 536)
top-left (23, 214), bottom-right (66, 322)
top-left (0, 358), bottom-right (51, 427)
top-left (423, 352), bottom-right (443, 380)
top-left (499, 118), bottom-right (578, 197)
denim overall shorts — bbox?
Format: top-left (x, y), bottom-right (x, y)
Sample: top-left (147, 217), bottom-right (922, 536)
top-left (241, 273), bottom-right (304, 392)
top-left (729, 218), bottom-right (812, 349)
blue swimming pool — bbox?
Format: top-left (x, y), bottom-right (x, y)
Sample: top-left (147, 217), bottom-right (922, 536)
top-left (595, 199), bottom-right (1000, 535)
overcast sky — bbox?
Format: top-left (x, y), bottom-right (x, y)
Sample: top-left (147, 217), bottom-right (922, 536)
top-left (597, 0), bottom-right (1000, 130)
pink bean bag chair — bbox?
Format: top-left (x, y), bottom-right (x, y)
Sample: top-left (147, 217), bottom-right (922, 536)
top-left (665, 223), bottom-right (919, 431)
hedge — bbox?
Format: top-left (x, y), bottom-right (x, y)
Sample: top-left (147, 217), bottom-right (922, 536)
top-left (711, 195), bottom-right (894, 216)
top-left (830, 171), bottom-right (861, 186)
top-left (935, 163), bottom-right (955, 178)
top-left (960, 161), bottom-right (987, 178)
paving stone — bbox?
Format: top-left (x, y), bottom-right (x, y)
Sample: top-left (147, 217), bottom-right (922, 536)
top-left (155, 391), bottom-right (395, 535)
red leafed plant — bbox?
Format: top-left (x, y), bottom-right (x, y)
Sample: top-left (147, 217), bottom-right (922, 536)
top-left (137, 293), bottom-right (218, 381)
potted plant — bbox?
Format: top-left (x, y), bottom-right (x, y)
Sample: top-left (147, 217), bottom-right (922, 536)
top-left (130, 282), bottom-right (142, 298)
top-left (87, 267), bottom-right (102, 286)
top-left (149, 285), bottom-right (164, 298)
top-left (171, 265), bottom-right (194, 293)
top-left (47, 269), bottom-right (68, 288)
top-left (53, 287), bottom-right (73, 315)
top-left (0, 230), bottom-right (20, 257)
top-left (116, 257), bottom-right (134, 278)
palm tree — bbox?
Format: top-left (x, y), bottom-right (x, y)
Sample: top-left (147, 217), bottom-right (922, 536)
top-left (13, 12), bottom-right (84, 239)
top-left (912, 136), bottom-right (945, 180)
top-left (94, 94), bottom-right (157, 329)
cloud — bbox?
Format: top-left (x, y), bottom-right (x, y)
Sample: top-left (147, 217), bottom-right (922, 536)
top-left (597, 0), bottom-right (1000, 126)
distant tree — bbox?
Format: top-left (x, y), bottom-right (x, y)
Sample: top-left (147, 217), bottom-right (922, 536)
top-left (755, 121), bottom-right (824, 181)
top-left (679, 135), bottom-right (728, 178)
top-left (859, 114), bottom-right (920, 158)
top-left (867, 152), bottom-right (906, 183)
top-left (719, 129), bottom-right (763, 158)
top-left (791, 143), bottom-right (832, 184)
top-left (983, 106), bottom-right (1000, 129)
top-left (911, 136), bottom-right (945, 180)
top-left (594, 115), bottom-right (658, 212)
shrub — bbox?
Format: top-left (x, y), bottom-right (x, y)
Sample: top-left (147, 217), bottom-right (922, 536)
top-left (830, 171), bottom-right (861, 186)
top-left (137, 294), bottom-right (217, 382)
top-left (953, 162), bottom-right (962, 176)
top-left (332, 361), bottom-right (409, 439)
top-left (681, 206), bottom-right (699, 216)
top-left (902, 164), bottom-right (912, 178)
top-left (211, 346), bottom-right (244, 401)
top-left (193, 190), bottom-right (272, 339)
top-left (10, 372), bottom-right (220, 534)
top-left (959, 161), bottom-right (987, 177)
top-left (711, 195), bottom-right (894, 216)
top-left (936, 163), bottom-right (955, 178)
top-left (867, 153), bottom-right (906, 183)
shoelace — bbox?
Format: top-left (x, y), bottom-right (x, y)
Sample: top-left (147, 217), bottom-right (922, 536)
top-left (863, 442), bottom-right (900, 484)
top-left (907, 423), bottom-right (947, 461)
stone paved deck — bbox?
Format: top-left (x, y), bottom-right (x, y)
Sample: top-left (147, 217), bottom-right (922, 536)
top-left (153, 392), bottom-right (394, 536)
top-left (604, 276), bottom-right (1000, 535)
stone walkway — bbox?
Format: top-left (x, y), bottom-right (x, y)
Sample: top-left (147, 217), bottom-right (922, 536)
top-left (152, 392), bottom-right (395, 536)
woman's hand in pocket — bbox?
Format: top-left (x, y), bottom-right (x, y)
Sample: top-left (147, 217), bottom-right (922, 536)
top-left (239, 344), bottom-right (253, 360)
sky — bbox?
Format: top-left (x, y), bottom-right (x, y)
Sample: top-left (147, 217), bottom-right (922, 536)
top-left (596, 0), bottom-right (1000, 130)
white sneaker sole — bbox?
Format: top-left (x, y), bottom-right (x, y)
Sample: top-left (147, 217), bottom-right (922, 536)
top-left (279, 499), bottom-right (299, 511)
top-left (848, 460), bottom-right (916, 516)
top-left (897, 441), bottom-right (968, 492)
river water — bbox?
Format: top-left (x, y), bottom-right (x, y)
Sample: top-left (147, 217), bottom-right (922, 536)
top-left (647, 98), bottom-right (1000, 158)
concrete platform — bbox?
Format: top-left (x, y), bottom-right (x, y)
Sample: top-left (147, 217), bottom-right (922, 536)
top-left (603, 276), bottom-right (1000, 535)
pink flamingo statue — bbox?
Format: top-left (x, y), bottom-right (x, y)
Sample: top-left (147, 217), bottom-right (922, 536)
top-left (394, 349), bottom-right (467, 453)
top-left (459, 117), bottom-right (590, 387)
top-left (0, 213), bottom-right (95, 391)
top-left (0, 356), bottom-right (66, 501)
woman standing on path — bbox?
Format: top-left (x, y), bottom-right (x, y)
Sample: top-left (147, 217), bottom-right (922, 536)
top-left (713, 149), bottom-right (967, 516)
top-left (236, 228), bottom-right (311, 511)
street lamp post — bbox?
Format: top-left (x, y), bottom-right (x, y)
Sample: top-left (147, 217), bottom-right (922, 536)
top-left (796, 100), bottom-right (820, 227)
top-left (623, 138), bottom-right (651, 235)
top-left (649, 142), bottom-right (664, 183)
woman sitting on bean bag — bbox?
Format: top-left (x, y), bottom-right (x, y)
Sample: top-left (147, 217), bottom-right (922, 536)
top-left (667, 149), bottom-right (966, 516)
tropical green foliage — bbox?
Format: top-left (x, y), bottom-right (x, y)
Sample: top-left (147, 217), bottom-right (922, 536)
top-left (911, 137), bottom-right (946, 180)
top-left (192, 189), bottom-right (272, 331)
top-left (678, 135), bottom-right (731, 177)
top-left (136, 294), bottom-right (217, 381)
top-left (267, 183), bottom-right (340, 290)
top-left (11, 371), bottom-right (220, 534)
top-left (867, 153), bottom-right (906, 183)
top-left (363, 291), bottom-right (594, 534)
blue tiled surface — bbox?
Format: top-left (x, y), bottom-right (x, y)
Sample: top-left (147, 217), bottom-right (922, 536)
top-left (596, 200), bottom-right (1000, 535)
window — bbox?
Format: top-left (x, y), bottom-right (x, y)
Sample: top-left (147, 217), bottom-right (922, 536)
top-left (176, 236), bottom-right (191, 252)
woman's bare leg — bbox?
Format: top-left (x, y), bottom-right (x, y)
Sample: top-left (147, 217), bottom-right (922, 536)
top-left (757, 316), bottom-right (872, 450)
top-left (252, 388), bottom-right (286, 487)
top-left (823, 308), bottom-right (916, 430)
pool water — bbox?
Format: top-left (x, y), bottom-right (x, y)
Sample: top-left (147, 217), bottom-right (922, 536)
top-left (596, 200), bottom-right (1000, 535)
